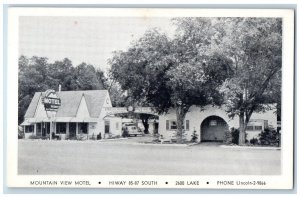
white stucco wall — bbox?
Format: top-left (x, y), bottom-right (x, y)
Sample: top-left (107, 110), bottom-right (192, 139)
top-left (245, 105), bottom-right (277, 141)
top-left (88, 122), bottom-right (100, 137)
top-left (97, 93), bottom-right (113, 138)
top-left (76, 96), bottom-right (99, 138)
top-left (250, 105), bottom-right (277, 128)
top-left (105, 117), bottom-right (122, 136)
top-left (158, 105), bottom-right (276, 142)
top-left (77, 96), bottom-right (90, 118)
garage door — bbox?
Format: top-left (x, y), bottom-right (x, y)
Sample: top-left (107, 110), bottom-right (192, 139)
top-left (201, 116), bottom-right (228, 142)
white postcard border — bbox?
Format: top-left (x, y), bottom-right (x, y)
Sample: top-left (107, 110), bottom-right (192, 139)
top-left (6, 7), bottom-right (295, 189)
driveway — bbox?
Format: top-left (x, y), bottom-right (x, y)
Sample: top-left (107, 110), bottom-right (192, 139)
top-left (18, 139), bottom-right (281, 175)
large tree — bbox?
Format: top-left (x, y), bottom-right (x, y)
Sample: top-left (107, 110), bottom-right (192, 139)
top-left (18, 56), bottom-right (51, 124)
top-left (187, 18), bottom-right (282, 145)
top-left (71, 63), bottom-right (104, 90)
top-left (110, 18), bottom-right (281, 144)
top-left (47, 58), bottom-right (75, 91)
top-left (219, 18), bottom-right (281, 144)
top-left (109, 27), bottom-right (231, 142)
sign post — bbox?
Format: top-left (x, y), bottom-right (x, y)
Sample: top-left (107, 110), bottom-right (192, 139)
top-left (42, 89), bottom-right (61, 140)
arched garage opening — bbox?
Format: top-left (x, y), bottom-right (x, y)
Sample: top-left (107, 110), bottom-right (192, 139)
top-left (200, 116), bottom-right (229, 142)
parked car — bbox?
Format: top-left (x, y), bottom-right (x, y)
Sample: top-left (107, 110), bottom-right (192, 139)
top-left (124, 123), bottom-right (143, 137)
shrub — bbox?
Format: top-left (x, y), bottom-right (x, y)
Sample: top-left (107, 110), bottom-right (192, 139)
top-left (230, 128), bottom-right (240, 145)
top-left (250, 138), bottom-right (259, 145)
top-left (223, 129), bottom-right (232, 144)
top-left (97, 133), bottom-right (102, 140)
top-left (259, 127), bottom-right (280, 146)
top-left (122, 128), bottom-right (129, 137)
top-left (18, 131), bottom-right (25, 139)
top-left (191, 129), bottom-right (198, 143)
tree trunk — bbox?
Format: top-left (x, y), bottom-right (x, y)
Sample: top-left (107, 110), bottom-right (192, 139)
top-left (143, 120), bottom-right (149, 134)
top-left (176, 105), bottom-right (188, 143)
top-left (141, 116), bottom-right (149, 134)
top-left (238, 112), bottom-right (246, 145)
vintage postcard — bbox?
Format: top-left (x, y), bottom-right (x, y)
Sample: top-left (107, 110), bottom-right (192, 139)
top-left (6, 7), bottom-right (294, 189)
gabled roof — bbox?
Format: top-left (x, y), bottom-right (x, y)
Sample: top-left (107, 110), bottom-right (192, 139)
top-left (24, 92), bottom-right (41, 118)
top-left (24, 90), bottom-right (109, 118)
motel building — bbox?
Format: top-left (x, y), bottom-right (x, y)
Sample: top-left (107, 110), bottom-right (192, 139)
top-left (21, 89), bottom-right (277, 142)
top-left (21, 90), bottom-right (123, 140)
top-left (159, 105), bottom-right (277, 142)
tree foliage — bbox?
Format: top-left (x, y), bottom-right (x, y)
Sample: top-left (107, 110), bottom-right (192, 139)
top-left (174, 17), bottom-right (281, 144)
top-left (109, 27), bottom-right (232, 142)
top-left (109, 17), bottom-right (281, 144)
top-left (217, 18), bottom-right (282, 144)
top-left (18, 56), bottom-right (107, 124)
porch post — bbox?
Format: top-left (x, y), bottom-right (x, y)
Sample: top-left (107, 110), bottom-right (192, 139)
top-left (50, 122), bottom-right (52, 140)
top-left (76, 123), bottom-right (78, 136)
top-left (66, 123), bottom-right (69, 138)
top-left (34, 123), bottom-right (37, 136)
top-left (87, 123), bottom-right (89, 140)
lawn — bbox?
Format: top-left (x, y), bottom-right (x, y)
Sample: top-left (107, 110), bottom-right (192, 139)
top-left (18, 140), bottom-right (281, 175)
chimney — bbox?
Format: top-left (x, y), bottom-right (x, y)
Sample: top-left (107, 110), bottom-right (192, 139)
top-left (58, 84), bottom-right (61, 92)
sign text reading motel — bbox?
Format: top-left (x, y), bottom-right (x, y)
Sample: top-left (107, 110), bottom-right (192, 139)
top-left (42, 89), bottom-right (61, 111)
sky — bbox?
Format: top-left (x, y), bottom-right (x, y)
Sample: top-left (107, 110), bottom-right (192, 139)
top-left (19, 16), bottom-right (176, 72)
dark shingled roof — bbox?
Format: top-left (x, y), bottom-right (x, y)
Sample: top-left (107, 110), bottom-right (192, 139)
top-left (24, 90), bottom-right (108, 118)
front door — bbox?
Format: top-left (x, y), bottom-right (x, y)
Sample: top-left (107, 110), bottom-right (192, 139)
top-left (69, 123), bottom-right (76, 138)
top-left (105, 121), bottom-right (110, 134)
top-left (42, 122), bottom-right (50, 137)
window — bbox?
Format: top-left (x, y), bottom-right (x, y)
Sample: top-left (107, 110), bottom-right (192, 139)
top-left (246, 126), bottom-right (254, 131)
top-left (166, 120), bottom-right (169, 130)
top-left (170, 121), bottom-right (177, 130)
top-left (56, 122), bottom-right (67, 134)
top-left (167, 120), bottom-right (188, 130)
top-left (25, 125), bottom-right (34, 133)
top-left (166, 120), bottom-right (177, 130)
top-left (116, 122), bottom-right (119, 130)
top-left (254, 126), bottom-right (263, 131)
top-left (209, 120), bottom-right (217, 126)
top-left (79, 123), bottom-right (88, 134)
top-left (264, 120), bottom-right (268, 128)
top-left (36, 123), bottom-right (42, 136)
top-left (185, 120), bottom-right (190, 131)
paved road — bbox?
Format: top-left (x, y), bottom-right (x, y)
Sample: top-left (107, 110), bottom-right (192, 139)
top-left (18, 139), bottom-right (281, 175)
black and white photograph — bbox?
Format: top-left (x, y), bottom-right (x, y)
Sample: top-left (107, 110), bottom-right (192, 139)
top-left (5, 8), bottom-right (294, 189)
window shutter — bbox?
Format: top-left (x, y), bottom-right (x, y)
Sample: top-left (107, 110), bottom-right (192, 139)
top-left (264, 120), bottom-right (268, 129)
top-left (166, 120), bottom-right (169, 130)
top-left (186, 120), bottom-right (190, 131)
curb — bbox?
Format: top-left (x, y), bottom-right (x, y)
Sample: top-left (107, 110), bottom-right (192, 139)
top-left (220, 145), bottom-right (281, 150)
